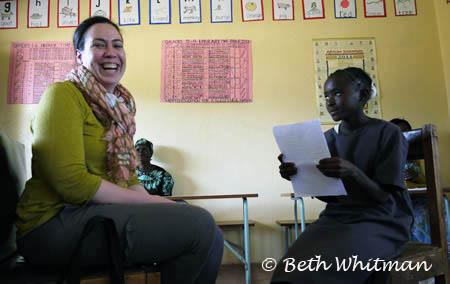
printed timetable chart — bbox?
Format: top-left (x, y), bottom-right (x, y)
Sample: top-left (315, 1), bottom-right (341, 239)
top-left (313, 38), bottom-right (382, 123)
top-left (161, 40), bottom-right (252, 103)
top-left (8, 41), bottom-right (75, 104)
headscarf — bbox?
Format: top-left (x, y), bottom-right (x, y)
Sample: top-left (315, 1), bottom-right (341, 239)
top-left (67, 65), bottom-right (138, 187)
top-left (135, 138), bottom-right (153, 152)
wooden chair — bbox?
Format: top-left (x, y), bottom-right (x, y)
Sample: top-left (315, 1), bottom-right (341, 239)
top-left (384, 124), bottom-right (449, 283)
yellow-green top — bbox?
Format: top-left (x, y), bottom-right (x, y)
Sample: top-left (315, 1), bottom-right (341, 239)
top-left (16, 81), bottom-right (139, 238)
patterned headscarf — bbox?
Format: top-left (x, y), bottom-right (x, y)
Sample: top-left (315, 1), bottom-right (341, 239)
top-left (67, 65), bottom-right (138, 187)
top-left (135, 138), bottom-right (153, 152)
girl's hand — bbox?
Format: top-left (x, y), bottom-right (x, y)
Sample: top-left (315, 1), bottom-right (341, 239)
top-left (316, 157), bottom-right (358, 178)
top-left (278, 154), bottom-right (298, 181)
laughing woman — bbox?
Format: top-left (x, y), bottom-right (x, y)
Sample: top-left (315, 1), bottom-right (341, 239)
top-left (16, 16), bottom-right (223, 284)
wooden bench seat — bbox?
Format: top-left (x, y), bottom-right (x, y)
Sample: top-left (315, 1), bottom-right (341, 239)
top-left (276, 219), bottom-right (315, 227)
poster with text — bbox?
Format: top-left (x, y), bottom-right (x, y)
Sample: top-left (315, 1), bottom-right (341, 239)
top-left (161, 40), bottom-right (252, 103)
top-left (58, 0), bottom-right (79, 27)
top-left (241, 0), bottom-right (263, 21)
top-left (90, 0), bottom-right (111, 19)
top-left (8, 41), bottom-right (75, 104)
top-left (302, 0), bottom-right (324, 19)
top-left (273, 0), bottom-right (294, 20)
top-left (150, 0), bottom-right (171, 24)
top-left (119, 0), bottom-right (140, 25)
top-left (394, 0), bottom-right (416, 16)
top-left (0, 0), bottom-right (17, 29)
top-left (334, 0), bottom-right (356, 18)
top-left (211, 0), bottom-right (232, 23)
top-left (28, 0), bottom-right (50, 28)
top-left (179, 0), bottom-right (201, 23)
top-left (313, 38), bottom-right (382, 123)
top-left (364, 0), bottom-right (385, 17)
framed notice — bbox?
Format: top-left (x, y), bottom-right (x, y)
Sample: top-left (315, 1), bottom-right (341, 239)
top-left (90, 0), bottom-right (111, 19)
top-left (58, 0), bottom-right (79, 27)
top-left (302, 0), bottom-right (324, 20)
top-left (364, 0), bottom-right (386, 18)
top-left (241, 0), bottom-right (264, 21)
top-left (0, 0), bottom-right (18, 29)
top-left (313, 38), bottom-right (382, 123)
top-left (150, 0), bottom-right (171, 24)
top-left (161, 40), bottom-right (253, 103)
top-left (211, 0), bottom-right (232, 23)
top-left (273, 0), bottom-right (294, 20)
top-left (394, 0), bottom-right (417, 16)
top-left (28, 0), bottom-right (50, 28)
top-left (119, 0), bottom-right (141, 25)
top-left (179, 0), bottom-right (201, 23)
top-left (334, 0), bottom-right (356, 18)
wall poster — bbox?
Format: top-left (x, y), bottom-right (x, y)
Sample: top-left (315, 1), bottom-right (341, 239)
top-left (313, 38), bottom-right (382, 123)
top-left (28, 0), bottom-right (50, 28)
top-left (0, 0), bottom-right (18, 29)
top-left (161, 40), bottom-right (252, 103)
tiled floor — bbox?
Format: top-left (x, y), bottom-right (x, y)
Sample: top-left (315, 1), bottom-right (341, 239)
top-left (216, 263), bottom-right (273, 284)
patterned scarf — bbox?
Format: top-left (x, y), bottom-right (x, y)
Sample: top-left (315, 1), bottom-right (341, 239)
top-left (67, 65), bottom-right (138, 187)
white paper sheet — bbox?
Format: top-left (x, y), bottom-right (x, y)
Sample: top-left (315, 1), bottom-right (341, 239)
top-left (273, 119), bottom-right (347, 197)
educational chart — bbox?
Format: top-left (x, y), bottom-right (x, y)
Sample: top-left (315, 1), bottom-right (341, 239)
top-left (0, 0), bottom-right (17, 29)
top-left (119, 0), bottom-right (140, 25)
top-left (313, 38), bottom-right (382, 123)
top-left (161, 40), bottom-right (252, 103)
top-left (57, 0), bottom-right (79, 27)
top-left (364, 0), bottom-right (386, 18)
top-left (28, 0), bottom-right (50, 28)
top-left (90, 0), bottom-right (111, 19)
top-left (150, 0), bottom-right (171, 24)
top-left (334, 0), bottom-right (356, 18)
top-left (394, 0), bottom-right (417, 16)
top-left (8, 41), bottom-right (75, 104)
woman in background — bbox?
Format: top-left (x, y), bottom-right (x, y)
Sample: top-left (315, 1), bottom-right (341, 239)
top-left (135, 138), bottom-right (174, 196)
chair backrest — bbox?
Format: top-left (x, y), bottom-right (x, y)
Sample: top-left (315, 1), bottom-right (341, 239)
top-left (0, 129), bottom-right (27, 267)
top-left (403, 124), bottom-right (447, 253)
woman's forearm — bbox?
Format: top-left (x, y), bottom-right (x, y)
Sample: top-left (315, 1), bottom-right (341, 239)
top-left (92, 180), bottom-right (174, 204)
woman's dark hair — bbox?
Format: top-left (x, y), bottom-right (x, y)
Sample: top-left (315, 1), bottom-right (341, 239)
top-left (73, 16), bottom-right (122, 52)
top-left (328, 67), bottom-right (372, 96)
top-left (390, 118), bottom-right (412, 131)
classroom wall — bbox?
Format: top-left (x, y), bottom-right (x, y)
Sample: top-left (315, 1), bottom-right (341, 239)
top-left (433, 0), bottom-right (450, 122)
top-left (1, 0), bottom-right (449, 264)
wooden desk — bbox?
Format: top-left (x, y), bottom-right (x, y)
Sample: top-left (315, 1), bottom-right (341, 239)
top-left (168, 193), bottom-right (258, 284)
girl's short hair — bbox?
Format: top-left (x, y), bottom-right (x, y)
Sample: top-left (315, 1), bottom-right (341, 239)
top-left (329, 67), bottom-right (372, 94)
top-left (73, 16), bottom-right (122, 52)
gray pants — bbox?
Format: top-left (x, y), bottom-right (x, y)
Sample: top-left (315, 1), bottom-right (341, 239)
top-left (17, 202), bottom-right (224, 284)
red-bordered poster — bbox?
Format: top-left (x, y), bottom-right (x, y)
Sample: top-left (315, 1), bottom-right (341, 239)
top-left (364, 0), bottom-right (386, 18)
top-left (28, 0), bottom-right (50, 28)
top-left (394, 0), bottom-right (417, 16)
top-left (57, 0), bottom-right (80, 28)
top-left (0, 0), bottom-right (18, 29)
top-left (272, 0), bottom-right (294, 21)
top-left (161, 40), bottom-right (253, 103)
top-left (8, 41), bottom-right (75, 104)
top-left (302, 0), bottom-right (324, 20)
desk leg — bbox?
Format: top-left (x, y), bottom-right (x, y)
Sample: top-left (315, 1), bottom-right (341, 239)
top-left (294, 199), bottom-right (299, 239)
top-left (299, 197), bottom-right (305, 233)
top-left (445, 196), bottom-right (450, 249)
top-left (243, 197), bottom-right (251, 284)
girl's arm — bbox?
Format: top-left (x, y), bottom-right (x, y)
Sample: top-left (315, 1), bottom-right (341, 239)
top-left (316, 157), bottom-right (389, 204)
top-left (92, 180), bottom-right (173, 204)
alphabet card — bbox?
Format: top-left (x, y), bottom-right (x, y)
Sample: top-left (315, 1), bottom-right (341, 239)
top-left (302, 0), bottom-right (324, 20)
top-left (211, 0), bottom-right (232, 23)
top-left (150, 0), bottom-right (171, 24)
top-left (364, 0), bottom-right (386, 18)
top-left (273, 0), bottom-right (294, 21)
top-left (394, 0), bottom-right (417, 16)
top-left (119, 0), bottom-right (140, 25)
top-left (28, 0), bottom-right (49, 28)
top-left (334, 0), bottom-right (356, 18)
top-left (0, 0), bottom-right (18, 29)
top-left (241, 0), bottom-right (264, 22)
top-left (90, 0), bottom-right (111, 19)
top-left (179, 0), bottom-right (201, 23)
top-left (58, 0), bottom-right (79, 27)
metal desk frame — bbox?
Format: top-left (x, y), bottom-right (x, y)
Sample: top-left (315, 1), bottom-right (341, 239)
top-left (170, 193), bottom-right (258, 284)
